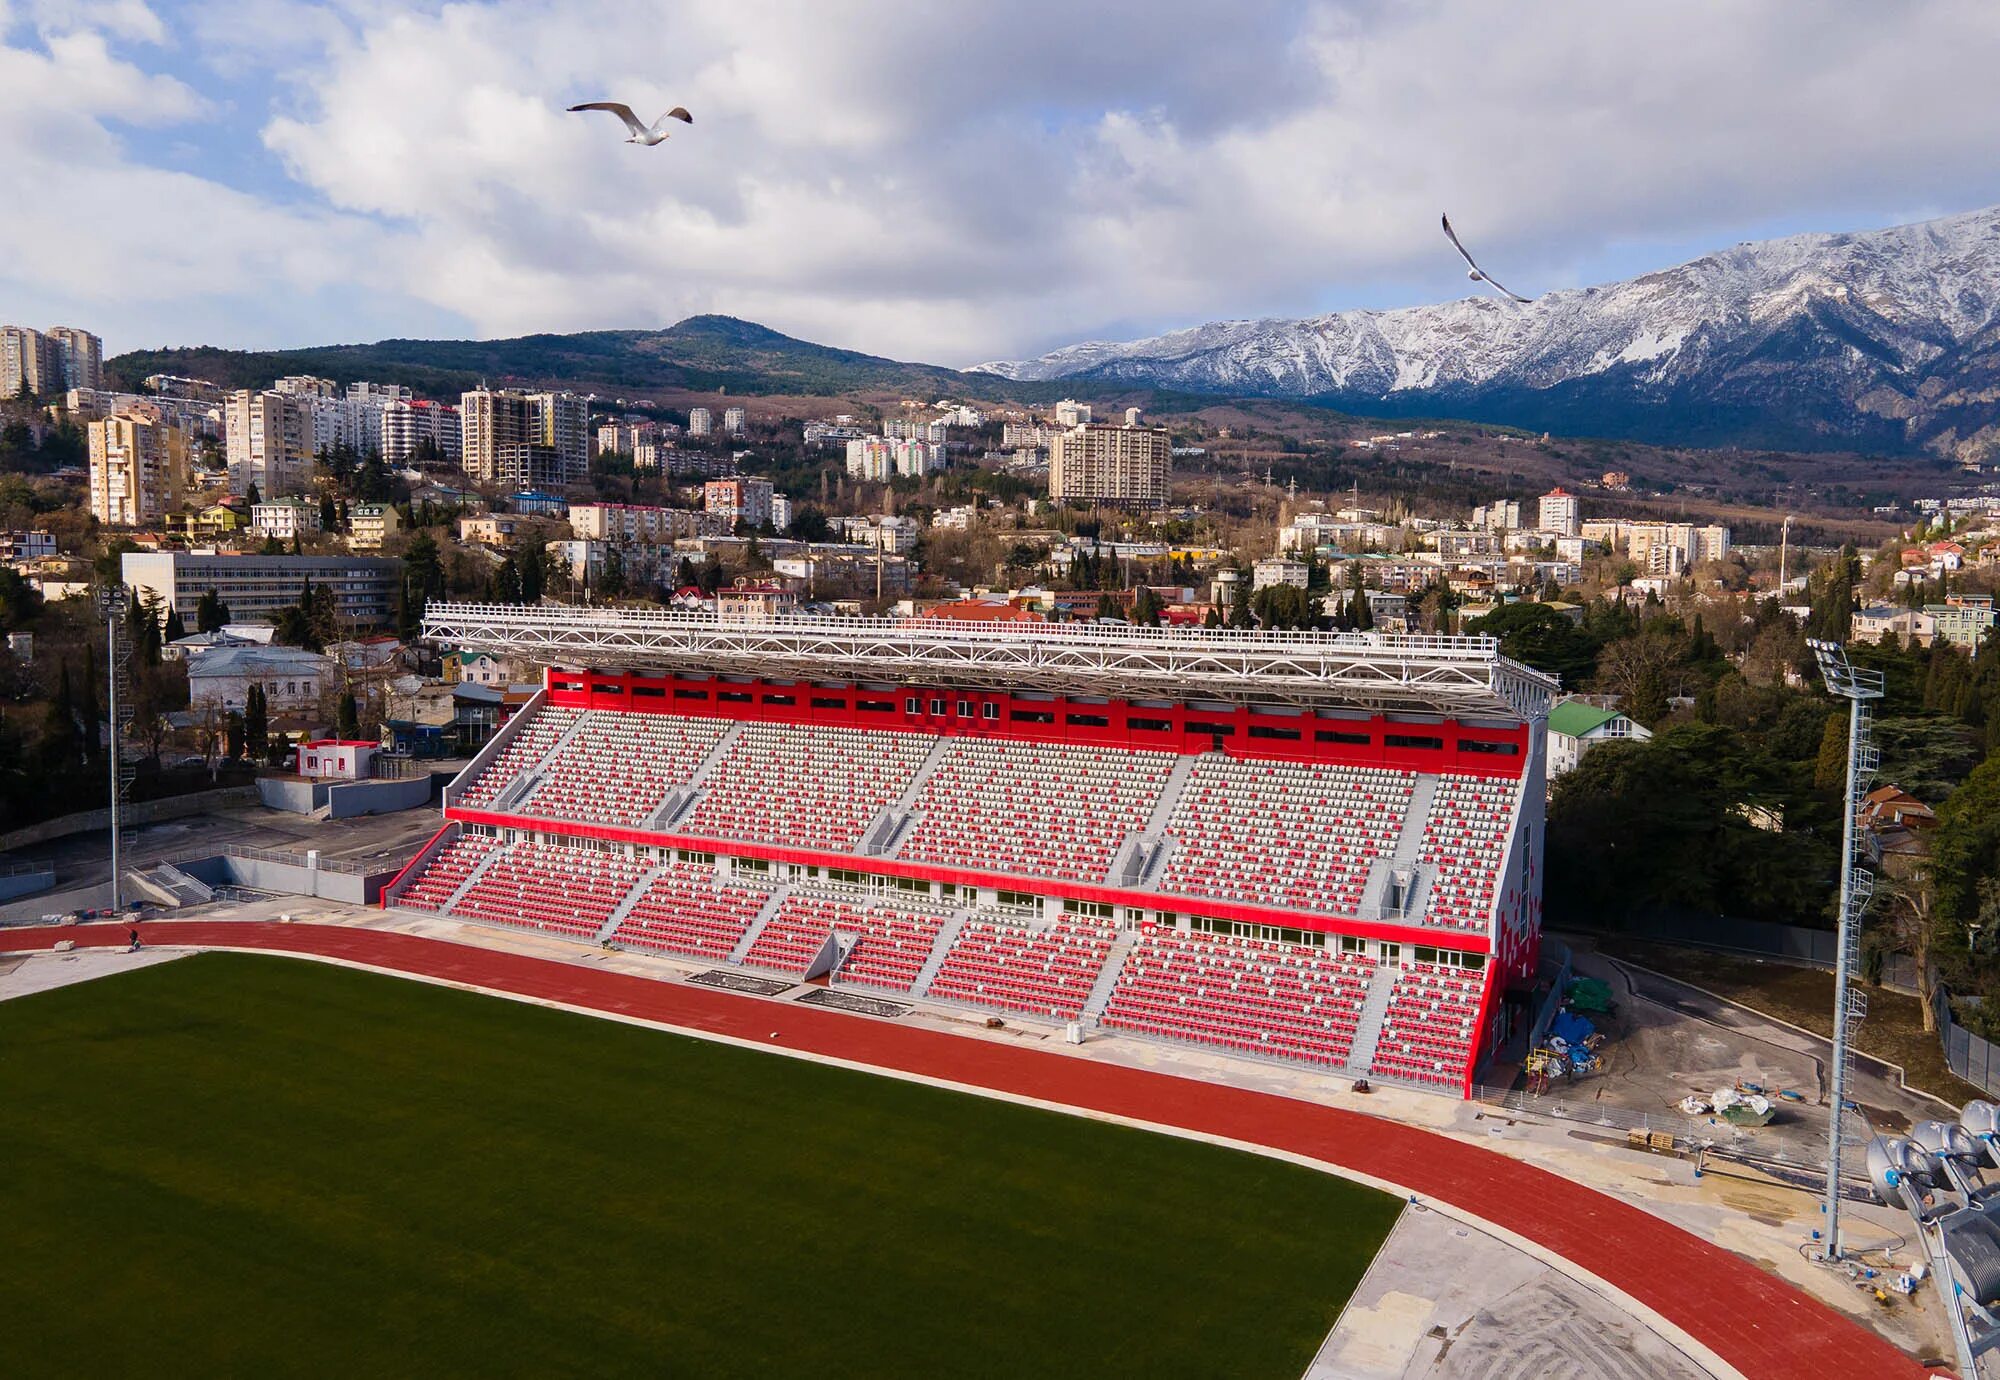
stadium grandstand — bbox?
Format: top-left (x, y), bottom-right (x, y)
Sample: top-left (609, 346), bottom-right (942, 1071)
top-left (388, 603), bottom-right (1557, 1096)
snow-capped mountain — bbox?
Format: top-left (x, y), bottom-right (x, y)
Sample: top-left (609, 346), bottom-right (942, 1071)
top-left (975, 206), bottom-right (2000, 458)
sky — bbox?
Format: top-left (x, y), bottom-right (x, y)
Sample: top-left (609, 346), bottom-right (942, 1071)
top-left (6, 0), bottom-right (2000, 367)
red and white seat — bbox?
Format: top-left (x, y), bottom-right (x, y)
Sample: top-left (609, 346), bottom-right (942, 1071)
top-left (395, 833), bottom-right (500, 911)
top-left (515, 712), bottom-right (731, 828)
top-left (1415, 775), bottom-right (1514, 931)
top-left (1159, 759), bottom-right (1412, 917)
top-left (742, 888), bottom-right (949, 992)
top-left (898, 741), bottom-right (1172, 882)
top-left (455, 707), bottom-right (581, 809)
top-left (448, 841), bottom-right (649, 942)
top-left (1101, 929), bottom-right (1375, 1066)
top-left (1368, 962), bottom-right (1488, 1086)
top-left (611, 862), bottom-right (773, 959)
top-left (925, 914), bottom-right (1118, 1020)
top-left (677, 725), bottom-right (933, 852)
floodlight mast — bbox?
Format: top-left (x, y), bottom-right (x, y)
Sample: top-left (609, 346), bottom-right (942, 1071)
top-left (1808, 636), bottom-right (1884, 1261)
top-left (94, 588), bottom-right (129, 916)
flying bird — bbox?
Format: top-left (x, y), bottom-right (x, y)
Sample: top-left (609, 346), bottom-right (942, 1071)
top-left (568, 102), bottom-right (693, 146)
top-left (1441, 214), bottom-right (1533, 303)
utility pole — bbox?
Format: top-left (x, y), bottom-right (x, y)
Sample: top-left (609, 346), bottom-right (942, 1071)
top-left (1808, 636), bottom-right (1883, 1261)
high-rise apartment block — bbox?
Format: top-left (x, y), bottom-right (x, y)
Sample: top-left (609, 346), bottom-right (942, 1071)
top-left (460, 388), bottom-right (587, 489)
top-left (382, 398), bottom-right (462, 465)
top-left (687, 406), bottom-right (713, 437)
top-left (1538, 487), bottom-right (1580, 537)
top-left (46, 327), bottom-right (103, 392)
top-left (722, 406), bottom-right (746, 436)
top-left (703, 476), bottom-right (775, 529)
top-left (2, 326), bottom-right (59, 399)
top-left (89, 408), bottom-right (188, 526)
top-left (1048, 422), bottom-right (1172, 508)
top-left (845, 437), bottom-right (938, 481)
top-left (225, 389), bottom-right (315, 497)
top-left (1053, 398), bottom-right (1093, 427)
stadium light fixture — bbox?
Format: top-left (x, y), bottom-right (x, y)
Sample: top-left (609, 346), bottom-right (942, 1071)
top-left (93, 586), bottom-right (130, 915)
top-left (1808, 637), bottom-right (1884, 1263)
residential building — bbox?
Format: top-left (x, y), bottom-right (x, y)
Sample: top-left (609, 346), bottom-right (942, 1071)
top-left (844, 436), bottom-right (938, 481)
top-left (187, 644), bottom-right (334, 713)
top-left (1471, 500), bottom-right (1522, 531)
top-left (460, 389), bottom-right (586, 488)
top-left (1852, 604), bottom-right (1935, 648)
top-left (226, 389), bottom-right (314, 497)
top-left (348, 503), bottom-right (402, 551)
top-left (122, 552), bottom-right (404, 627)
top-left (1000, 421), bottom-right (1060, 452)
top-left (770, 492), bottom-right (792, 532)
top-left (884, 417), bottom-right (949, 444)
top-left (568, 502), bottom-right (715, 543)
top-left (704, 476), bottom-right (775, 529)
top-left (1927, 596), bottom-right (1998, 651)
top-left (458, 515), bottom-right (521, 547)
top-left (1538, 487), bottom-right (1579, 538)
top-left (46, 327), bottom-right (103, 392)
top-left (1053, 399), bottom-right (1092, 426)
top-left (443, 649), bottom-right (512, 686)
top-left (1546, 698), bottom-right (1652, 779)
top-left (0, 325), bottom-right (61, 399)
top-left (688, 406), bottom-right (713, 437)
top-left (832, 514), bottom-right (919, 554)
top-left (382, 398), bottom-right (462, 465)
top-left (722, 405), bottom-right (746, 436)
top-left (1048, 422), bottom-right (1172, 508)
top-left (1252, 557), bottom-right (1310, 590)
top-left (251, 496), bottom-right (322, 542)
top-left (88, 409), bottom-right (188, 526)
top-left (511, 490), bottom-right (567, 517)
top-left (0, 531), bottom-right (57, 565)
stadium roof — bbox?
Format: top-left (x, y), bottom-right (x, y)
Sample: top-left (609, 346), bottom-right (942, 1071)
top-left (422, 603), bottom-right (1559, 720)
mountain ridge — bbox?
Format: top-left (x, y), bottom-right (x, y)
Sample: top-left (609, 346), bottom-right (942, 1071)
top-left (974, 206), bottom-right (2000, 458)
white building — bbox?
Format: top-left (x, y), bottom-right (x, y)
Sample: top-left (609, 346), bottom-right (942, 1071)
top-left (569, 502), bottom-right (697, 544)
top-left (722, 405), bottom-right (746, 436)
top-left (687, 406), bottom-right (713, 437)
top-left (226, 389), bottom-right (314, 497)
top-left (833, 514), bottom-right (920, 554)
top-left (1054, 399), bottom-right (1092, 427)
top-left (1048, 422), bottom-right (1171, 508)
top-left (252, 496), bottom-right (322, 541)
top-left (703, 477), bottom-right (775, 528)
top-left (187, 644), bottom-right (334, 713)
top-left (845, 437), bottom-right (938, 481)
top-left (1252, 557), bottom-right (1310, 591)
top-left (1546, 698), bottom-right (1653, 779)
top-left (382, 398), bottom-right (462, 465)
top-left (1538, 487), bottom-right (1580, 538)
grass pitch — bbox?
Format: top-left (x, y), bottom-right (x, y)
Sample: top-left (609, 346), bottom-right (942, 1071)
top-left (0, 954), bottom-right (1399, 1377)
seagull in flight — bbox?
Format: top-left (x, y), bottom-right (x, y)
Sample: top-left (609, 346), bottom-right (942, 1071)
top-left (568, 102), bottom-right (694, 146)
top-left (1441, 214), bottom-right (1533, 303)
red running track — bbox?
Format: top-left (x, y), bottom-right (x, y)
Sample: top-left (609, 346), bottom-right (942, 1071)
top-left (5, 920), bottom-right (1931, 1380)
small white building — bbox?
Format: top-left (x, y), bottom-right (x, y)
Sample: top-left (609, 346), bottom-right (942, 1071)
top-left (1252, 557), bottom-right (1310, 591)
top-left (1546, 698), bottom-right (1653, 779)
top-left (297, 739), bottom-right (376, 781)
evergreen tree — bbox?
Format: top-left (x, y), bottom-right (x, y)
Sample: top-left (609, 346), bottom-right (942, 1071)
top-left (337, 690), bottom-right (360, 739)
top-left (1131, 585), bottom-right (1161, 626)
top-left (244, 684), bottom-right (269, 763)
top-left (1228, 574), bottom-right (1252, 629)
top-left (494, 555), bottom-right (522, 605)
top-left (163, 607), bottom-right (187, 644)
top-left (196, 587), bottom-right (230, 633)
top-left (226, 710), bottom-right (245, 760)
top-left (245, 481), bottom-right (261, 506)
top-left (1095, 592), bottom-right (1120, 620)
top-left (79, 642), bottom-right (101, 763)
top-left (319, 493), bottom-right (338, 533)
top-left (404, 533), bottom-right (444, 598)
top-left (519, 542), bottom-right (545, 604)
top-left (1350, 584), bottom-right (1373, 630)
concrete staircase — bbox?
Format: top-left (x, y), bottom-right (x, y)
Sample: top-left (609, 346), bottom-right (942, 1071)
top-left (1105, 754), bottom-right (1204, 887)
top-left (151, 862), bottom-right (213, 906)
top-left (496, 711), bottom-right (598, 814)
top-left (908, 907), bottom-right (976, 998)
top-left (1389, 774), bottom-right (1439, 862)
top-left (643, 722), bottom-right (745, 832)
top-left (726, 882), bottom-right (796, 965)
top-left (595, 862), bottom-right (669, 943)
top-left (434, 841), bottom-right (509, 915)
top-left (860, 736), bottom-right (957, 858)
top-left (1080, 928), bottom-right (1141, 1023)
top-left (1343, 968), bottom-right (1400, 1074)
top-left (1141, 753), bottom-right (1203, 835)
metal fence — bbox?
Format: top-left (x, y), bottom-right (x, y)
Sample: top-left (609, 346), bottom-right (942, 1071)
top-left (1934, 988), bottom-right (2000, 1098)
top-left (1574, 911), bottom-right (1921, 993)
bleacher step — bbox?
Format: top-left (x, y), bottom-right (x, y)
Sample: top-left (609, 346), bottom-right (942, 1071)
top-left (1343, 968), bottom-right (1400, 1075)
top-left (909, 908), bottom-right (976, 998)
top-left (437, 840), bottom-right (510, 916)
top-left (1390, 774), bottom-right (1439, 864)
top-left (596, 862), bottom-right (670, 944)
top-left (1080, 928), bottom-right (1141, 1024)
top-left (1141, 753), bottom-right (1203, 836)
top-left (641, 720), bottom-right (745, 832)
top-left (506, 708), bottom-right (600, 812)
top-left (727, 882), bottom-right (795, 965)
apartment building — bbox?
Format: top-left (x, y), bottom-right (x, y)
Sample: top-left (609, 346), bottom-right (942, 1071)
top-left (1047, 422), bottom-right (1172, 508)
top-left (123, 552), bottom-right (404, 626)
top-left (225, 389), bottom-right (314, 497)
top-left (88, 409), bottom-right (188, 526)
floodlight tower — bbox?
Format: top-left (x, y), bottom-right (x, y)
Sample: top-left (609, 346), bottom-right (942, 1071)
top-left (94, 587), bottom-right (132, 915)
top-left (1809, 636), bottom-right (1884, 1260)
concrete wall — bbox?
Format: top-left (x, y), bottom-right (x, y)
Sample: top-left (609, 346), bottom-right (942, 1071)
top-left (0, 786), bottom-right (258, 853)
top-left (256, 775), bottom-right (434, 818)
top-left (183, 853), bottom-right (399, 905)
top-left (0, 867), bottom-right (55, 901)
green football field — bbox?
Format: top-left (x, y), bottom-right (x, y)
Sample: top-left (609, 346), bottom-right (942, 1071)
top-left (0, 953), bottom-right (1400, 1378)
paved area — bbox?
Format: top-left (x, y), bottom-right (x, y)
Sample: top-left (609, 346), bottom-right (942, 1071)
top-left (0, 917), bottom-right (1939, 1380)
top-left (1310, 1204), bottom-right (1712, 1379)
top-left (0, 947), bottom-right (186, 1001)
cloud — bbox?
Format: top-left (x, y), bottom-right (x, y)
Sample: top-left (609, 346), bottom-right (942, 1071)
top-left (13, 1), bottom-right (2000, 363)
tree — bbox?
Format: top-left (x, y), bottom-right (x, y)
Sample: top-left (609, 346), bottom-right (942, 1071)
top-left (245, 481), bottom-right (261, 506)
top-left (243, 683), bottom-right (269, 764)
top-left (1349, 583), bottom-right (1373, 631)
top-left (787, 506), bottom-right (832, 543)
top-left (518, 541), bottom-right (545, 604)
top-left (404, 532), bottom-right (444, 599)
top-left (493, 555), bottom-right (522, 605)
top-left (1131, 585), bottom-right (1161, 626)
top-left (337, 690), bottom-right (360, 739)
top-left (163, 606), bottom-right (187, 644)
top-left (196, 587), bottom-right (230, 633)
top-left (1227, 574), bottom-right (1252, 629)
top-left (320, 493), bottom-right (338, 533)
top-left (1465, 603), bottom-right (1599, 684)
top-left (226, 709), bottom-right (245, 761)
top-left (598, 545), bottom-right (628, 599)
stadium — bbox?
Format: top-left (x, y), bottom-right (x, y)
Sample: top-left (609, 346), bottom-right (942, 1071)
top-left (0, 604), bottom-right (1942, 1379)
top-left (391, 603), bottom-right (1556, 1095)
